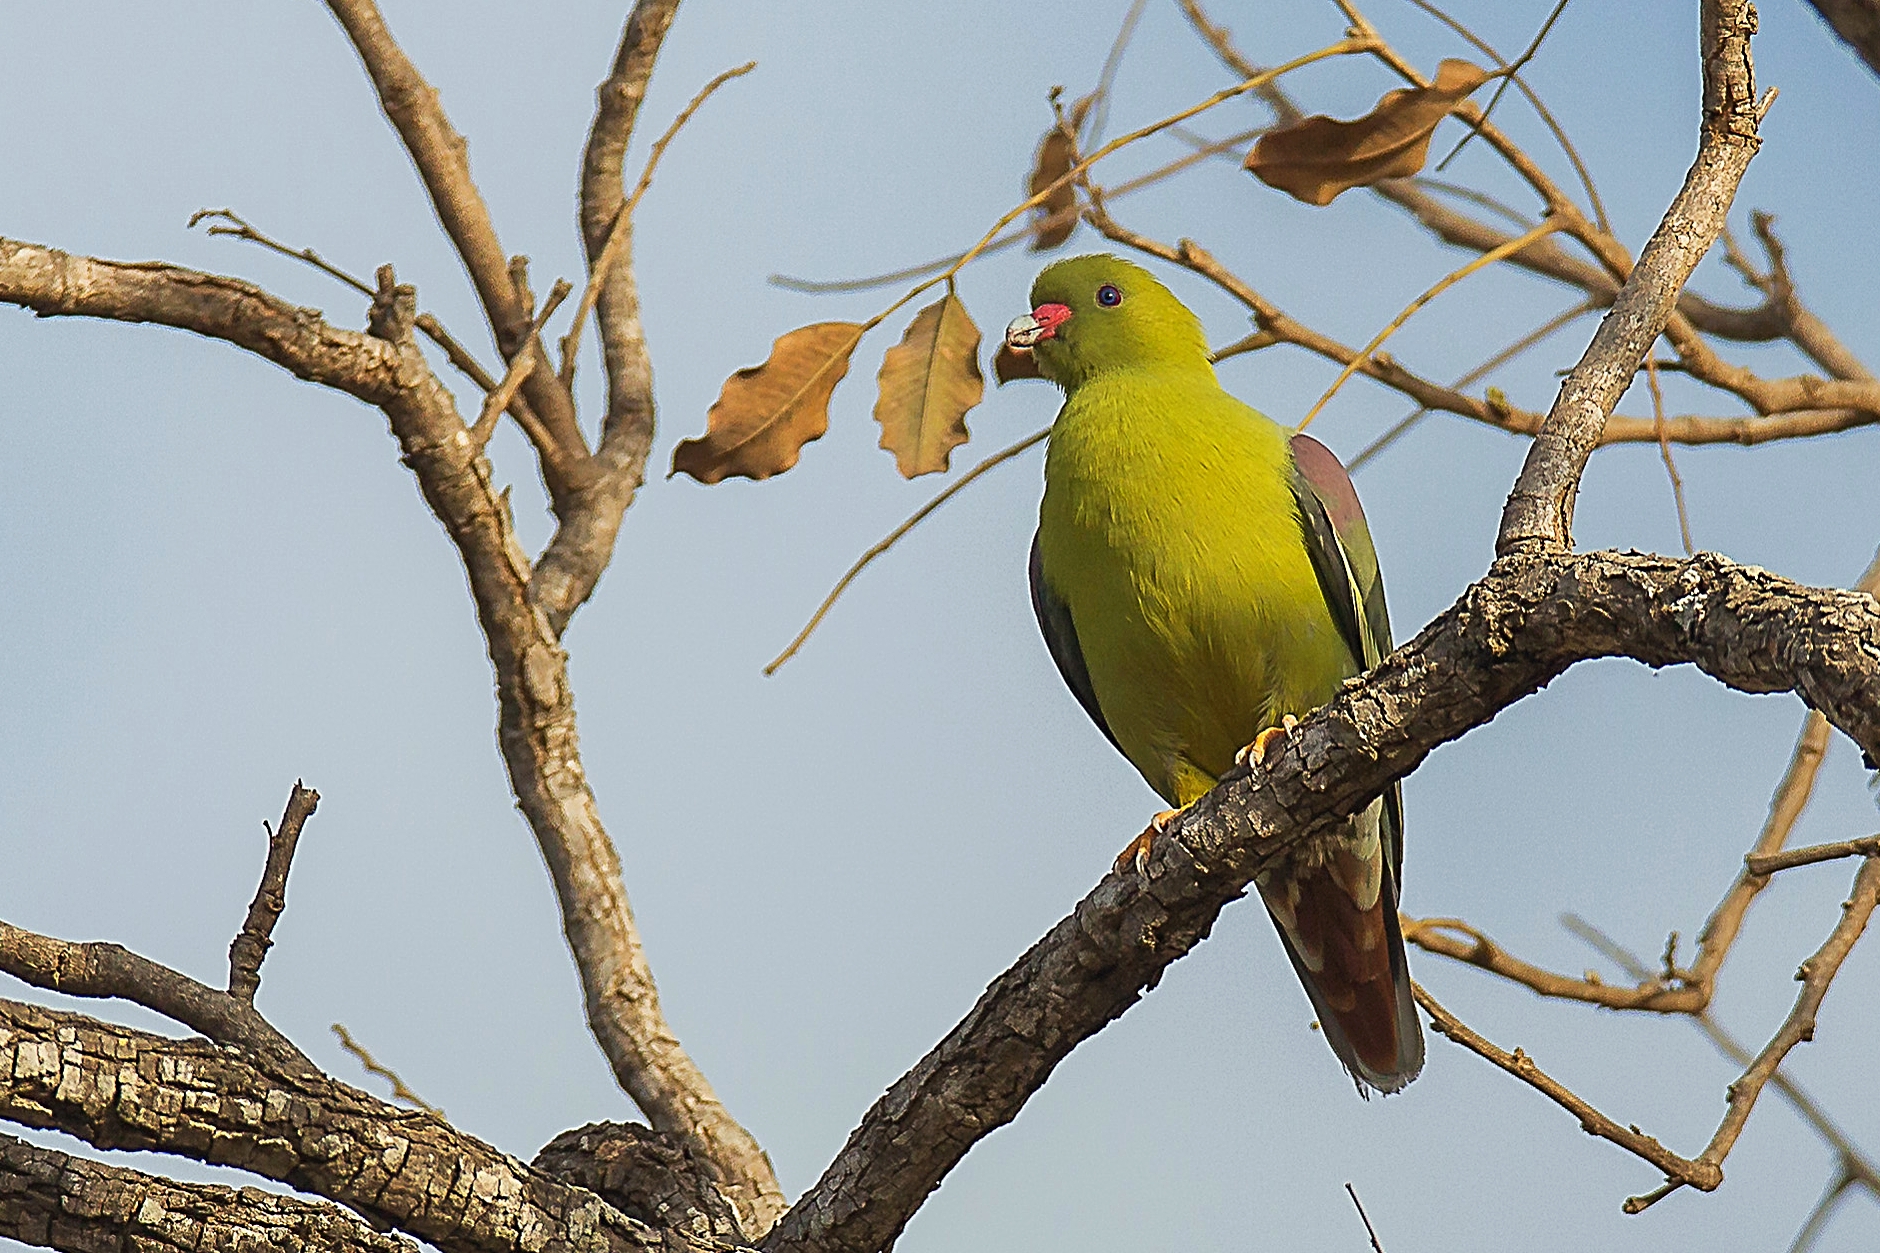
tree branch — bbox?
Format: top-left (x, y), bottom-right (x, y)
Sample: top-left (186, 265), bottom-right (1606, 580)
top-left (323, 0), bottom-right (590, 496)
top-left (1635, 854), bottom-right (1880, 1212)
top-left (1, 227), bottom-right (776, 1240)
top-left (0, 1130), bottom-right (417, 1253)
top-left (1747, 834), bottom-right (1880, 875)
top-left (1499, 0), bottom-right (1764, 553)
top-left (762, 549), bottom-right (1880, 1253)
top-left (0, 998), bottom-right (689, 1253)
top-left (529, 0), bottom-right (686, 634)
top-left (227, 782), bottom-right (318, 1003)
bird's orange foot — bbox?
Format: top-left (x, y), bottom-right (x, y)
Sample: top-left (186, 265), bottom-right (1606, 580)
top-left (1235, 714), bottom-right (1301, 769)
top-left (1114, 808), bottom-right (1182, 877)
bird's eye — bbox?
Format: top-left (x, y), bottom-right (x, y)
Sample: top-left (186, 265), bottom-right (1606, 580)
top-left (1095, 284), bottom-right (1122, 307)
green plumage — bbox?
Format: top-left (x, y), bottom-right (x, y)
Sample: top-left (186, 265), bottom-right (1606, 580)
top-left (1019, 255), bottom-right (1422, 1094)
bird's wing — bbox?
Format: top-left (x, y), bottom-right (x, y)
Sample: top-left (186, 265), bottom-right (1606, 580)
top-left (1028, 531), bottom-right (1122, 753)
top-left (1289, 432), bottom-right (1390, 670)
top-left (1289, 431), bottom-right (1404, 880)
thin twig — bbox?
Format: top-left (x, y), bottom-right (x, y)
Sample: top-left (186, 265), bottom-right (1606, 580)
top-left (1747, 836), bottom-right (1880, 876)
top-left (1348, 298), bottom-right (1594, 471)
top-left (1413, 982), bottom-right (1721, 1194)
top-left (1788, 1169), bottom-right (1860, 1253)
top-left (1344, 1183), bottom-right (1386, 1253)
top-left (1631, 857), bottom-right (1880, 1213)
top-left (190, 208), bottom-right (375, 297)
top-left (768, 128), bottom-right (1262, 296)
top-left (764, 428), bottom-right (1049, 674)
top-left (1401, 0), bottom-right (1596, 214)
top-left (330, 1023), bottom-right (442, 1115)
top-left (560, 60), bottom-right (755, 388)
top-left (473, 280), bottom-right (571, 450)
top-left (1646, 356), bottom-right (1696, 553)
top-left (227, 782), bottom-right (319, 1003)
top-left (1297, 217), bottom-right (1565, 431)
top-left (1083, 0), bottom-right (1149, 144)
top-left (1433, 0), bottom-right (1573, 175)
top-left (1561, 913), bottom-right (1880, 1205)
top-left (1176, 0), bottom-right (1303, 122)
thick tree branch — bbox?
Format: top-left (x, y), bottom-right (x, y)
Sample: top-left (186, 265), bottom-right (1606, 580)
top-left (0, 1130), bottom-right (417, 1253)
top-left (0, 999), bottom-right (700, 1253)
top-left (763, 548), bottom-right (1880, 1253)
top-left (1499, 0), bottom-right (1763, 553)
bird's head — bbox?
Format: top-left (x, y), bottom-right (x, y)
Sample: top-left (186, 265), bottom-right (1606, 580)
top-left (1003, 254), bottom-right (1211, 389)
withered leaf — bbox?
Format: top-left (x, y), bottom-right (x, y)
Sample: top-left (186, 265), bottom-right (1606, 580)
top-left (873, 294), bottom-right (983, 478)
top-left (1025, 93), bottom-right (1094, 251)
top-left (672, 322), bottom-right (863, 483)
top-left (1245, 59), bottom-right (1491, 206)
top-left (993, 343), bottom-right (1042, 385)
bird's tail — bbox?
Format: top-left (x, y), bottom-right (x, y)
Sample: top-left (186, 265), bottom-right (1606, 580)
top-left (1257, 801), bottom-right (1423, 1095)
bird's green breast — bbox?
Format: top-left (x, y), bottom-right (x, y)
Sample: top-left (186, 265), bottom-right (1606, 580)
top-left (1038, 370), bottom-right (1352, 806)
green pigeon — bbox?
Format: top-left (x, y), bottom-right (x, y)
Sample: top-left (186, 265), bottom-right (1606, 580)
top-left (1006, 254), bottom-right (1422, 1095)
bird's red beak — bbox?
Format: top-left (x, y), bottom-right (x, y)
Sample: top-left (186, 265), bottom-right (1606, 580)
top-left (1004, 302), bottom-right (1073, 349)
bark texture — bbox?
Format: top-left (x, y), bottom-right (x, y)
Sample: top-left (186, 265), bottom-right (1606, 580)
top-left (0, 999), bottom-right (668, 1253)
top-left (0, 1131), bottom-right (418, 1253)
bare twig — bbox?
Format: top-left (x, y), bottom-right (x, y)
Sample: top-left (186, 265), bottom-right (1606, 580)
top-left (764, 428), bottom-right (1049, 674)
top-left (560, 61), bottom-right (755, 389)
top-left (331, 1022), bottom-right (442, 1114)
top-left (1402, 0), bottom-right (1608, 229)
top-left (187, 206), bottom-right (563, 443)
top-left (1748, 835), bottom-right (1880, 876)
top-left (1433, 0), bottom-right (1572, 174)
top-left (1561, 913), bottom-right (1880, 1206)
top-left (1297, 217), bottom-right (1565, 431)
top-left (473, 279), bottom-right (572, 450)
top-left (1176, 0), bottom-right (1303, 122)
top-left (1645, 357), bottom-right (1696, 553)
top-left (190, 208), bottom-right (375, 297)
top-left (1789, 1169), bottom-right (1861, 1253)
top-left (1344, 1183), bottom-right (1386, 1253)
top-left (227, 782), bottom-right (319, 1002)
top-left (1414, 982), bottom-right (1722, 1195)
top-left (1402, 916), bottom-right (1695, 1010)
top-left (1083, 0), bottom-right (1149, 144)
top-left (1632, 856), bottom-right (1880, 1212)
top-left (1349, 299), bottom-right (1595, 471)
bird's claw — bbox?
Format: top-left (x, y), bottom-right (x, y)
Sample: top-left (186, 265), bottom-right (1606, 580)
top-left (1234, 714), bottom-right (1300, 769)
top-left (1114, 808), bottom-right (1181, 881)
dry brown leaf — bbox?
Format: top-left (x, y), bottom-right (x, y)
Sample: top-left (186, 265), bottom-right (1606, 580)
top-left (993, 343), bottom-right (1043, 385)
top-left (1025, 94), bottom-right (1093, 251)
top-left (1245, 59), bottom-right (1491, 206)
top-left (672, 322), bottom-right (863, 483)
top-left (873, 294), bottom-right (983, 478)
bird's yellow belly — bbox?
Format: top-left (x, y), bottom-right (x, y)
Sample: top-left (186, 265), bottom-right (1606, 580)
top-left (1042, 473), bottom-right (1353, 807)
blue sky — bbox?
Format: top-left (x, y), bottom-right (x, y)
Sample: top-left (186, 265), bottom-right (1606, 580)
top-left (4, 2), bottom-right (1878, 1249)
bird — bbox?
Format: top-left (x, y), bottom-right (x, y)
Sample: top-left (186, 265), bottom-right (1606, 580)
top-left (1006, 253), bottom-right (1422, 1095)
